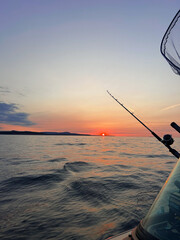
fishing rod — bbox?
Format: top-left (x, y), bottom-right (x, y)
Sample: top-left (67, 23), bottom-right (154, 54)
top-left (107, 90), bottom-right (180, 159)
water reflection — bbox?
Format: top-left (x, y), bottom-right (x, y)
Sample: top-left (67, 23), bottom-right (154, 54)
top-left (0, 135), bottom-right (179, 239)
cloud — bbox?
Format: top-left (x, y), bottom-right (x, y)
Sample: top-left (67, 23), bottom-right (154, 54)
top-left (0, 102), bottom-right (35, 126)
top-left (0, 86), bottom-right (11, 94)
top-left (161, 103), bottom-right (180, 111)
top-left (0, 86), bottom-right (25, 97)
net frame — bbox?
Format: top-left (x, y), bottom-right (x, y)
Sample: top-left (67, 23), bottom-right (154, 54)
top-left (161, 10), bottom-right (180, 75)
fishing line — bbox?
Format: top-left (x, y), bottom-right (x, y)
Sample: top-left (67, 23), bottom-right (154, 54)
top-left (107, 90), bottom-right (180, 159)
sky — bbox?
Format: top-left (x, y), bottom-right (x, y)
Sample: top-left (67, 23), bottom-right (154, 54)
top-left (0, 0), bottom-right (179, 136)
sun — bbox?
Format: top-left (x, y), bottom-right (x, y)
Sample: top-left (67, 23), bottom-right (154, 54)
top-left (100, 132), bottom-right (108, 136)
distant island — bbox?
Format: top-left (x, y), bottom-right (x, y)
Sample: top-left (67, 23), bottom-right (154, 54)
top-left (0, 130), bottom-right (91, 136)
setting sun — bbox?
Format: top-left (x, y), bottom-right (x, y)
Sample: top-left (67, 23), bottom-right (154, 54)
top-left (100, 132), bottom-right (108, 136)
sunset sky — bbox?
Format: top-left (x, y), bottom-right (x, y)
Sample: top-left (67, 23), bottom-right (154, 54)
top-left (0, 0), bottom-right (179, 136)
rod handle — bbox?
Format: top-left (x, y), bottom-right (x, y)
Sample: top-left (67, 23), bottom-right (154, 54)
top-left (169, 147), bottom-right (180, 159)
top-left (171, 122), bottom-right (180, 133)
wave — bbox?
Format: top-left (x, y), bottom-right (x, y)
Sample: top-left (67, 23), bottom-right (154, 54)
top-left (0, 172), bottom-right (67, 194)
top-left (48, 157), bottom-right (67, 162)
top-left (120, 152), bottom-right (173, 159)
top-left (63, 161), bottom-right (92, 172)
top-left (69, 179), bottom-right (110, 205)
top-left (103, 178), bottom-right (140, 191)
top-left (55, 143), bottom-right (86, 146)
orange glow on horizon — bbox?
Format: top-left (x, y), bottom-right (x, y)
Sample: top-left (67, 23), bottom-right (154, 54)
top-left (0, 123), bottom-right (153, 137)
top-left (1, 115), bottom-right (179, 137)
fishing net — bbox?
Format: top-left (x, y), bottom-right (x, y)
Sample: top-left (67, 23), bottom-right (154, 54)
top-left (161, 10), bottom-right (180, 75)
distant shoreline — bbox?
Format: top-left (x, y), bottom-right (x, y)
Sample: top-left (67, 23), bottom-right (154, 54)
top-left (0, 130), bottom-right (91, 136)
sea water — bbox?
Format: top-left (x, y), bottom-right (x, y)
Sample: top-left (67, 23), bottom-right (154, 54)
top-left (0, 135), bottom-right (179, 240)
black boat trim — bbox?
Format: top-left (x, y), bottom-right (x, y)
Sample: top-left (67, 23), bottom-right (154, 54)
top-left (135, 221), bottom-right (159, 240)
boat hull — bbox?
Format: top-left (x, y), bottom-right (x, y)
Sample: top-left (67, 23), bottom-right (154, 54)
top-left (108, 227), bottom-right (139, 240)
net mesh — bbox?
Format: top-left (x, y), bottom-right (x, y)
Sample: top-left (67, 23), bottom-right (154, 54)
top-left (161, 10), bottom-right (180, 75)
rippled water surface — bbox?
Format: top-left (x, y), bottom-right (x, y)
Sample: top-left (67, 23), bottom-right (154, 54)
top-left (0, 135), bottom-right (179, 240)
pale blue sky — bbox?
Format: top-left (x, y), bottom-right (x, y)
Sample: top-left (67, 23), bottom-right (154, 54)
top-left (0, 0), bottom-right (179, 136)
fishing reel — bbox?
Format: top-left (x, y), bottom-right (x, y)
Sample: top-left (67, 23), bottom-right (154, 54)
top-left (162, 122), bottom-right (180, 147)
top-left (162, 134), bottom-right (174, 146)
